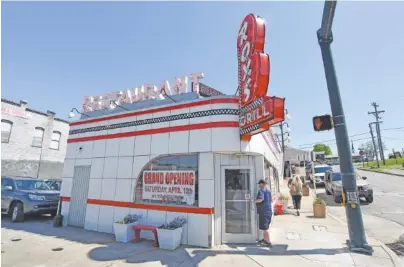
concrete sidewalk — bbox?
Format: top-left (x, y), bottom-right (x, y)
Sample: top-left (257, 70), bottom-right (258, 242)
top-left (1, 186), bottom-right (402, 267)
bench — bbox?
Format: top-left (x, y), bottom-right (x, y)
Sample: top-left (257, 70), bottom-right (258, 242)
top-left (132, 224), bottom-right (159, 247)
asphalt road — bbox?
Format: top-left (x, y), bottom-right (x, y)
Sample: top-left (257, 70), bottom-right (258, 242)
top-left (310, 166), bottom-right (404, 259)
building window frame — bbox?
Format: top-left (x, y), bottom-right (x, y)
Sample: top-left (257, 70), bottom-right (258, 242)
top-left (49, 131), bottom-right (61, 150)
top-left (134, 153), bottom-right (199, 207)
top-left (1, 119), bottom-right (13, 143)
top-left (32, 127), bottom-right (45, 148)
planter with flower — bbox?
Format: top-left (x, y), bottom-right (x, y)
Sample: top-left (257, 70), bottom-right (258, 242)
top-left (113, 214), bottom-right (143, 243)
top-left (302, 182), bottom-right (310, 196)
top-left (157, 217), bottom-right (187, 250)
top-left (279, 194), bottom-right (289, 212)
top-left (313, 197), bottom-right (326, 218)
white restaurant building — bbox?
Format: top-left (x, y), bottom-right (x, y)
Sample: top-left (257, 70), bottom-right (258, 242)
top-left (60, 13), bottom-right (285, 247)
top-left (60, 88), bottom-right (285, 247)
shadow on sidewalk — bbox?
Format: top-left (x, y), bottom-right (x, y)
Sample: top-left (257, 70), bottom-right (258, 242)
top-left (86, 242), bottom-right (348, 267)
top-left (1, 215), bottom-right (114, 245)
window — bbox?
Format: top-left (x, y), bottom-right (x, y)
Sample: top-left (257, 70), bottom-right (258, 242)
top-left (15, 179), bottom-right (51, 190)
top-left (1, 120), bottom-right (13, 143)
top-left (32, 127), bottom-right (45, 147)
top-left (50, 131), bottom-right (61, 150)
top-left (135, 154), bottom-right (199, 207)
top-left (1, 178), bottom-right (15, 190)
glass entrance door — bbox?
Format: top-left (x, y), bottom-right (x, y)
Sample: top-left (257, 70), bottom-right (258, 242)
top-left (221, 166), bottom-right (256, 243)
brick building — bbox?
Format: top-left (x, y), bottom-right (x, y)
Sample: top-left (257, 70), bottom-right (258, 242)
top-left (1, 98), bottom-right (70, 179)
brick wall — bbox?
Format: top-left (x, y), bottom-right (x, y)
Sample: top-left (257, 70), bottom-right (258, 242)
top-left (1, 99), bottom-right (70, 178)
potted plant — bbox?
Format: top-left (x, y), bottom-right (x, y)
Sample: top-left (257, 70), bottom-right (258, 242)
top-left (313, 197), bottom-right (326, 218)
top-left (279, 194), bottom-right (289, 212)
top-left (113, 214), bottom-right (142, 243)
top-left (157, 217), bottom-right (187, 250)
top-left (302, 182), bottom-right (310, 196)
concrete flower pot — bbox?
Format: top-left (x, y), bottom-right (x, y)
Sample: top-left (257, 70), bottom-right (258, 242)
top-left (157, 227), bottom-right (183, 250)
top-left (313, 203), bottom-right (326, 218)
top-left (113, 222), bottom-right (137, 243)
top-left (302, 186), bottom-right (310, 196)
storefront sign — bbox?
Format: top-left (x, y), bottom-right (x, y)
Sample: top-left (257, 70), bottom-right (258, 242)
top-left (237, 14), bottom-right (270, 107)
top-left (1, 107), bottom-right (27, 119)
top-left (237, 14), bottom-right (285, 140)
top-left (142, 171), bottom-right (196, 205)
top-left (82, 72), bottom-right (204, 112)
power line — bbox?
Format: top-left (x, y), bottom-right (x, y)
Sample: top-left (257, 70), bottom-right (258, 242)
top-left (297, 126), bottom-right (404, 148)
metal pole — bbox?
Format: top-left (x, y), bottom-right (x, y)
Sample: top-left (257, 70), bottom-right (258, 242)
top-left (36, 145), bottom-right (43, 179)
top-left (369, 124), bottom-right (380, 168)
top-left (317, 1), bottom-right (372, 255)
top-left (280, 123), bottom-right (286, 179)
top-left (375, 121), bottom-right (385, 165)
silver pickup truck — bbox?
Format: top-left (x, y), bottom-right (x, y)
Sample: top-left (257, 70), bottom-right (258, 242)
top-left (324, 171), bottom-right (373, 204)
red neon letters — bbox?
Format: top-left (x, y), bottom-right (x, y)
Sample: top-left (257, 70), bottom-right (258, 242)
top-left (237, 14), bottom-right (270, 107)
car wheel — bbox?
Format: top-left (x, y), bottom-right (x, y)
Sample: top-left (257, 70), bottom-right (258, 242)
top-left (334, 195), bottom-right (342, 203)
top-left (50, 211), bottom-right (57, 217)
top-left (11, 202), bottom-right (24, 223)
top-left (366, 196), bottom-right (374, 203)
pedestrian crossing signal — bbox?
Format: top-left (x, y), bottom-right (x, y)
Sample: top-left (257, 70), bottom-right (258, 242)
top-left (313, 115), bottom-right (333, 131)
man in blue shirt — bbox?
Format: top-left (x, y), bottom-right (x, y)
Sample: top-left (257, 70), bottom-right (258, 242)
top-left (252, 179), bottom-right (272, 246)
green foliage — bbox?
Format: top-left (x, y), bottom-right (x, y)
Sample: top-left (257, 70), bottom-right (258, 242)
top-left (313, 143), bottom-right (332, 155)
top-left (159, 217), bottom-right (187, 230)
top-left (279, 194), bottom-right (289, 200)
top-left (313, 197), bottom-right (326, 205)
top-left (115, 214), bottom-right (142, 224)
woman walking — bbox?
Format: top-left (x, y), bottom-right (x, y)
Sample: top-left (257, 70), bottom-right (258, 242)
top-left (289, 176), bottom-right (303, 216)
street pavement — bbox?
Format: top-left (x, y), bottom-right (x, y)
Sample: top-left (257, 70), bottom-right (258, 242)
top-left (312, 167), bottom-right (404, 261)
top-left (2, 183), bottom-right (402, 267)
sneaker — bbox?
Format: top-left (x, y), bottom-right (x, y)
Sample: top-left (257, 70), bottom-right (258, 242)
top-left (297, 210), bottom-right (300, 216)
top-left (261, 240), bottom-right (272, 247)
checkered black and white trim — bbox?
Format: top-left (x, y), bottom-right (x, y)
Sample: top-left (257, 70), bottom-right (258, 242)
top-left (240, 97), bottom-right (264, 114)
top-left (69, 108), bottom-right (240, 135)
top-left (239, 124), bottom-right (260, 135)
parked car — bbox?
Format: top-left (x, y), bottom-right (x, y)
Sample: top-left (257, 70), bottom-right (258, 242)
top-left (309, 164), bottom-right (332, 185)
top-left (324, 171), bottom-right (373, 204)
top-left (1, 176), bottom-right (60, 222)
top-left (43, 179), bottom-right (62, 191)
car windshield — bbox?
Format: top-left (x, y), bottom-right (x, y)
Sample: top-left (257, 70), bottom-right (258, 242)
top-left (15, 180), bottom-right (51, 190)
top-left (315, 167), bottom-right (331, 173)
top-left (332, 173), bottom-right (342, 181)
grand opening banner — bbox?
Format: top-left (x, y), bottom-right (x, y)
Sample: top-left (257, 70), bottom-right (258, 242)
top-left (142, 171), bottom-right (196, 205)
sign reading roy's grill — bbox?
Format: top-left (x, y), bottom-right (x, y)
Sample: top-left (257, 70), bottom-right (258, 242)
top-left (237, 14), bottom-right (285, 140)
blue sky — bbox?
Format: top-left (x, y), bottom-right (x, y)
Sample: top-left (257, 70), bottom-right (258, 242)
top-left (2, 2), bottom-right (403, 155)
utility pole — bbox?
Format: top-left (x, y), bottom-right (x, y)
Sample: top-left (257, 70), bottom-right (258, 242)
top-left (368, 102), bottom-right (385, 165)
top-left (369, 123), bottom-right (380, 168)
top-left (317, 1), bottom-right (372, 254)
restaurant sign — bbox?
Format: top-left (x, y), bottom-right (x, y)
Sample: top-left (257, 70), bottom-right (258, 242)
top-left (82, 72), bottom-right (204, 112)
top-left (142, 171), bottom-right (196, 205)
top-left (237, 14), bottom-right (285, 140)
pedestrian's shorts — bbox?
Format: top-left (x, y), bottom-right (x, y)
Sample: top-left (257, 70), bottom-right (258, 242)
top-left (259, 213), bottom-right (272, 230)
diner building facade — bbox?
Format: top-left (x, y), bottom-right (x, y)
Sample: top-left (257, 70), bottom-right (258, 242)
top-left (60, 93), bottom-right (284, 247)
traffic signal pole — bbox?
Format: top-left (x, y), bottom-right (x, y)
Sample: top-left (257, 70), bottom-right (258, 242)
top-left (317, 1), bottom-right (373, 254)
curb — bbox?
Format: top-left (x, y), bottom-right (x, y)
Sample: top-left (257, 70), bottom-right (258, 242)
top-left (358, 168), bottom-right (404, 178)
top-left (326, 210), bottom-right (403, 267)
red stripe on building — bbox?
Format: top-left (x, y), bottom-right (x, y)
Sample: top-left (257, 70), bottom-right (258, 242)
top-left (68, 121), bottom-right (239, 143)
top-left (61, 197), bottom-right (213, 215)
top-left (70, 98), bottom-right (239, 126)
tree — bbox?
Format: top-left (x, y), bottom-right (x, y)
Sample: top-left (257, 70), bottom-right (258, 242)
top-left (358, 141), bottom-right (375, 160)
top-left (313, 143), bottom-right (332, 155)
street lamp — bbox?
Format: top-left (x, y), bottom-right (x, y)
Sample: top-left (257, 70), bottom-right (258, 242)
top-left (68, 108), bottom-right (90, 119)
top-left (159, 88), bottom-right (176, 102)
top-left (109, 100), bottom-right (129, 111)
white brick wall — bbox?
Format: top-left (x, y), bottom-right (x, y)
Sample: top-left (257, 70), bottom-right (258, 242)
top-left (1, 99), bottom-right (70, 178)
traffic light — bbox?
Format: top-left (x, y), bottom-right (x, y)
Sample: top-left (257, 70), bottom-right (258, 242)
top-left (313, 114), bottom-right (334, 131)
